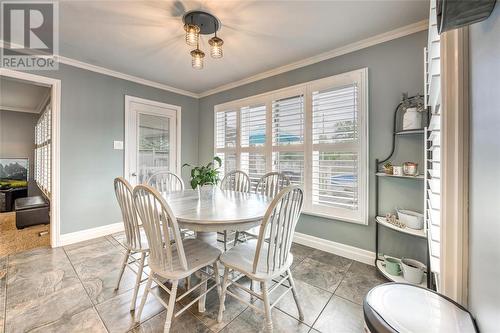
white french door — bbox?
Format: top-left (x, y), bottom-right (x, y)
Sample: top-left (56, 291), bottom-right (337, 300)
top-left (125, 96), bottom-right (180, 185)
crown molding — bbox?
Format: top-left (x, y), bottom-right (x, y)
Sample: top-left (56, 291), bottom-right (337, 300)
top-left (198, 19), bottom-right (428, 98)
top-left (0, 40), bottom-right (199, 98)
top-left (35, 89), bottom-right (52, 114)
top-left (1, 19), bottom-right (427, 100)
top-left (57, 56), bottom-right (200, 98)
top-left (0, 105), bottom-right (38, 114)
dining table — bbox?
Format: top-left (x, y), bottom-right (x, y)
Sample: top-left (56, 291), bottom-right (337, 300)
top-left (161, 187), bottom-right (273, 246)
top-left (161, 187), bottom-right (272, 312)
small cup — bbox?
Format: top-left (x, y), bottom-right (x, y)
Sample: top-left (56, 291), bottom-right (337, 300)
top-left (384, 257), bottom-right (401, 276)
top-left (403, 162), bottom-right (418, 176)
top-left (393, 166), bottom-right (403, 176)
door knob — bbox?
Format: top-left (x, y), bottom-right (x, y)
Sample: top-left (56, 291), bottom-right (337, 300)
top-left (131, 172), bottom-right (137, 177)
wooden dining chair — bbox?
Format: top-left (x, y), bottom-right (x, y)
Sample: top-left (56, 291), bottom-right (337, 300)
top-left (133, 184), bottom-right (222, 333)
top-left (146, 170), bottom-right (194, 240)
top-left (146, 171), bottom-right (184, 192)
top-left (113, 177), bottom-right (148, 311)
top-left (220, 170), bottom-right (251, 192)
top-left (217, 185), bottom-right (305, 332)
top-left (218, 170), bottom-right (251, 251)
top-left (234, 172), bottom-right (291, 244)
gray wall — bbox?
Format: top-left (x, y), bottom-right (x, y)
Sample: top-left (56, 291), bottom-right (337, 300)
top-left (469, 4), bottom-right (500, 332)
top-left (0, 110), bottom-right (38, 180)
top-left (23, 63), bottom-right (199, 234)
top-left (198, 31), bottom-right (428, 259)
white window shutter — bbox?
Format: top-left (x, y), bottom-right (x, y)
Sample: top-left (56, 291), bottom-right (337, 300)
top-left (311, 84), bottom-right (360, 213)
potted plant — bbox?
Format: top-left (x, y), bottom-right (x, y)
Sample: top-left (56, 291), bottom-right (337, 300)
top-left (182, 157), bottom-right (222, 197)
top-left (383, 162), bottom-right (394, 175)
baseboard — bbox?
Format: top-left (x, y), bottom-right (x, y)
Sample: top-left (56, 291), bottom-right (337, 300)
top-left (57, 225), bottom-right (375, 265)
top-left (293, 232), bottom-right (376, 266)
top-left (58, 222), bottom-right (124, 247)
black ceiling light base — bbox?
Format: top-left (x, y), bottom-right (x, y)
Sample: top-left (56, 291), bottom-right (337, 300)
top-left (182, 11), bottom-right (220, 35)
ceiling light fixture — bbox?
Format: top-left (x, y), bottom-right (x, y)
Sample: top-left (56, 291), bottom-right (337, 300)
top-left (182, 10), bottom-right (223, 69)
top-left (191, 41), bottom-right (205, 70)
top-left (184, 23), bottom-right (200, 46)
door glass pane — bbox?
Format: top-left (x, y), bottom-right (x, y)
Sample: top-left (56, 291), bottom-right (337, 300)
top-left (138, 113), bottom-right (170, 184)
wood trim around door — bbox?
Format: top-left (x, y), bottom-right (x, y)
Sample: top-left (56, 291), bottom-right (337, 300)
top-left (440, 27), bottom-right (470, 306)
top-left (0, 68), bottom-right (62, 247)
top-left (124, 95), bottom-right (182, 180)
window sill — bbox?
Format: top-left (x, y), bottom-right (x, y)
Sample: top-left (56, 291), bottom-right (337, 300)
top-left (301, 210), bottom-right (368, 225)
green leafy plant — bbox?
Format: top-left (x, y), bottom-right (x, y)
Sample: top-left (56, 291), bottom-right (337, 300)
top-left (182, 156), bottom-right (222, 190)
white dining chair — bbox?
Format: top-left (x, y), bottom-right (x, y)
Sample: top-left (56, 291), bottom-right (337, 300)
top-left (133, 184), bottom-right (222, 333)
top-left (114, 177), bottom-right (148, 311)
top-left (220, 170), bottom-right (251, 192)
top-left (218, 170), bottom-right (251, 251)
top-left (146, 171), bottom-right (184, 192)
top-left (217, 185), bottom-right (305, 332)
top-left (147, 171), bottom-right (194, 240)
top-left (234, 172), bottom-right (291, 245)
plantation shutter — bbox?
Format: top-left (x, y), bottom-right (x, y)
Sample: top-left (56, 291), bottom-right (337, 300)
top-left (311, 83), bottom-right (361, 219)
top-left (425, 0), bottom-right (442, 290)
top-left (240, 104), bottom-right (267, 188)
top-left (271, 95), bottom-right (305, 185)
top-left (215, 110), bottom-right (237, 177)
top-left (35, 104), bottom-right (52, 197)
top-left (214, 68), bottom-right (368, 224)
top-left (241, 105), bottom-right (266, 148)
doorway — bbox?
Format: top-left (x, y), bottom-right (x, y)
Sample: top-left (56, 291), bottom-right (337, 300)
top-left (124, 96), bottom-right (181, 185)
top-left (0, 69), bottom-right (61, 251)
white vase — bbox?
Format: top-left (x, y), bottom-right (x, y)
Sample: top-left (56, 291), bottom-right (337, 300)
top-left (402, 107), bottom-right (422, 130)
top-left (197, 184), bottom-right (217, 200)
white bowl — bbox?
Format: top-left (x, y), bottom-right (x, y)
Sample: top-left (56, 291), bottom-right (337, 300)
top-left (401, 258), bottom-right (426, 284)
top-left (397, 209), bottom-right (424, 230)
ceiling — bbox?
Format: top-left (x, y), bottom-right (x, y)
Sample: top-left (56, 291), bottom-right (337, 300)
top-left (0, 77), bottom-right (50, 114)
top-left (58, 0), bottom-right (429, 94)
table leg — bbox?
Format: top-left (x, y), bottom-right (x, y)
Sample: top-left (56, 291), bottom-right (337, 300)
top-left (195, 231), bottom-right (218, 246)
top-left (195, 231), bottom-right (217, 312)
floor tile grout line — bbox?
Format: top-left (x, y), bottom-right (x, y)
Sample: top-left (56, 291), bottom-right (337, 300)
top-left (62, 246), bottom-right (111, 333)
top-left (212, 303), bottom-right (249, 333)
top-left (306, 259), bottom-right (354, 331)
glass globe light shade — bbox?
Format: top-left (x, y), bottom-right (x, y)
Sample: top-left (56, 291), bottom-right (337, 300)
top-left (208, 36), bottom-right (224, 59)
top-left (191, 48), bottom-right (205, 69)
top-left (184, 23), bottom-right (200, 46)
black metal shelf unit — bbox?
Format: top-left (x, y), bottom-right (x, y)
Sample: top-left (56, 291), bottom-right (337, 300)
top-left (374, 95), bottom-right (432, 289)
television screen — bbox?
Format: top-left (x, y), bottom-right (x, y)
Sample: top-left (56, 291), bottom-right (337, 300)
top-left (0, 158), bottom-right (29, 188)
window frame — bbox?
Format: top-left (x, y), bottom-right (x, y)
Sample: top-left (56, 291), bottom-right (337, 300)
top-left (214, 68), bottom-right (369, 225)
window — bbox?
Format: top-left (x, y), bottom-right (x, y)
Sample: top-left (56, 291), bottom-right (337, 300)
top-left (35, 104), bottom-right (52, 197)
top-left (214, 68), bottom-right (368, 224)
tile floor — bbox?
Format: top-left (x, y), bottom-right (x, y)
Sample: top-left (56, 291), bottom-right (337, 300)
top-left (0, 233), bottom-right (387, 333)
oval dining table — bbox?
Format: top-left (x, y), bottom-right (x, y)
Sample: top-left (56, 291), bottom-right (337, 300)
top-left (161, 188), bottom-right (273, 246)
top-left (161, 188), bottom-right (272, 312)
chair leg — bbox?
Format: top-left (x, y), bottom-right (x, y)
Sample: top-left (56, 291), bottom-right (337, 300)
top-left (135, 273), bottom-right (153, 322)
top-left (213, 261), bottom-right (222, 299)
top-left (198, 268), bottom-right (208, 313)
top-left (223, 231), bottom-right (227, 251)
top-left (233, 231), bottom-right (240, 246)
top-left (130, 252), bottom-right (146, 311)
top-left (217, 267), bottom-right (230, 323)
top-left (287, 269), bottom-right (304, 321)
top-left (261, 281), bottom-right (273, 333)
top-left (115, 249), bottom-right (130, 291)
top-left (163, 279), bottom-right (178, 333)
